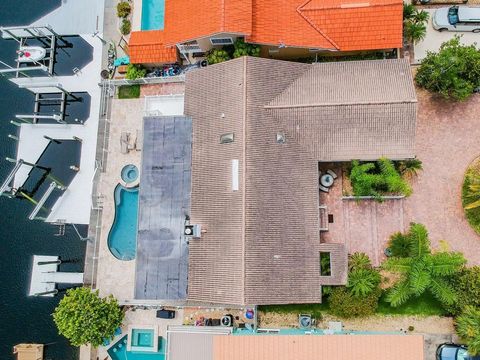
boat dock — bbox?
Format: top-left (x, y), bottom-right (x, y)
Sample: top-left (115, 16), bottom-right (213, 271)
top-left (29, 255), bottom-right (84, 297)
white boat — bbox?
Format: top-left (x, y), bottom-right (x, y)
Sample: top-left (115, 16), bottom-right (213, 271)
top-left (16, 46), bottom-right (47, 63)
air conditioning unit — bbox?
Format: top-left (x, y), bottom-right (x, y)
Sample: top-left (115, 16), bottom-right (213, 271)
top-left (184, 224), bottom-right (202, 238)
top-left (299, 314), bottom-right (312, 329)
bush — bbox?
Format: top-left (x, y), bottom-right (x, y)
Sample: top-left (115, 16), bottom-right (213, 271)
top-left (455, 306), bottom-right (480, 356)
top-left (348, 252), bottom-right (372, 271)
top-left (347, 268), bottom-right (381, 297)
top-left (53, 287), bottom-right (124, 347)
top-left (328, 287), bottom-right (381, 318)
top-left (117, 2), bottom-right (131, 18)
top-left (445, 267), bottom-right (480, 316)
top-left (388, 231), bottom-right (411, 257)
top-left (120, 19), bottom-right (131, 35)
top-left (233, 39), bottom-right (260, 58)
top-left (463, 162), bottom-right (480, 234)
top-left (349, 158), bottom-right (412, 200)
top-left (415, 37), bottom-right (480, 101)
top-left (125, 64), bottom-right (146, 80)
top-left (118, 85), bottom-right (140, 99)
top-left (395, 158), bottom-right (423, 178)
top-left (206, 49), bottom-right (231, 64)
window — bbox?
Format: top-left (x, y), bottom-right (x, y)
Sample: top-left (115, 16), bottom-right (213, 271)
top-left (210, 37), bottom-right (234, 46)
top-left (448, 6), bottom-right (459, 25)
top-left (319, 252), bottom-right (331, 276)
top-left (178, 41), bottom-right (203, 54)
top-left (220, 133), bottom-right (234, 144)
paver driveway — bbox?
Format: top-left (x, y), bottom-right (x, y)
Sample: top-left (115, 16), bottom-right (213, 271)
top-left (403, 90), bottom-right (480, 264)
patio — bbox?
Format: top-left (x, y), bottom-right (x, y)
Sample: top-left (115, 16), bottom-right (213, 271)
top-left (318, 91), bottom-right (480, 266)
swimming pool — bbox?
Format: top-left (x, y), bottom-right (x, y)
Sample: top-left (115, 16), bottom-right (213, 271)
top-left (107, 184), bottom-right (139, 261)
top-left (108, 335), bottom-right (166, 360)
top-left (141, 0), bottom-right (165, 30)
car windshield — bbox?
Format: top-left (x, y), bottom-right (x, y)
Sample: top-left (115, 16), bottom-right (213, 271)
top-left (448, 7), bottom-right (459, 25)
top-left (457, 348), bottom-right (471, 360)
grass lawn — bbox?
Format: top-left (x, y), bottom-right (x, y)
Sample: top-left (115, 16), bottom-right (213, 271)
top-left (462, 160), bottom-right (480, 235)
top-left (259, 303), bottom-right (329, 319)
top-left (260, 291), bottom-right (447, 318)
top-left (376, 292), bottom-right (447, 316)
top-left (118, 85), bottom-right (140, 99)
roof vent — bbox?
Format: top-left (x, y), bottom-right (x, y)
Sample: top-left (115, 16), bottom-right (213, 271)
top-left (220, 133), bottom-right (234, 144)
top-left (276, 132), bottom-right (286, 144)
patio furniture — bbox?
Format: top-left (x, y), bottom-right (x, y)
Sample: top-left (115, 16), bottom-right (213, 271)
top-left (326, 169), bottom-right (338, 179)
top-left (320, 174), bottom-right (334, 187)
top-left (319, 205), bottom-right (328, 231)
top-left (319, 184), bottom-right (329, 193)
top-left (135, 129), bottom-right (143, 151)
top-left (120, 132), bottom-right (130, 154)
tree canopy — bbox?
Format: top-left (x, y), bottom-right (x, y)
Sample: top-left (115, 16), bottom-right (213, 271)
top-left (382, 223), bottom-right (466, 307)
top-left (456, 306), bottom-right (480, 355)
top-left (53, 287), bottom-right (124, 347)
top-left (415, 37), bottom-right (480, 101)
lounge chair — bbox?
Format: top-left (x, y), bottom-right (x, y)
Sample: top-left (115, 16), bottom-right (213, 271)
top-left (135, 129), bottom-right (143, 151)
top-left (327, 169), bottom-right (338, 179)
top-left (128, 132), bottom-right (136, 151)
top-left (120, 132), bottom-right (130, 154)
top-left (319, 184), bottom-right (329, 193)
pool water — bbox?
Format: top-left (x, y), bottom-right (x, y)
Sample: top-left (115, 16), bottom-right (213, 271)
top-left (108, 336), bottom-right (166, 360)
top-left (141, 0), bottom-right (165, 30)
top-left (121, 164), bottom-right (139, 183)
top-left (107, 185), bottom-right (139, 261)
top-left (132, 329), bottom-right (154, 347)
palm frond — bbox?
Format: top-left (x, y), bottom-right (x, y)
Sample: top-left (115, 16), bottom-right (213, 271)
top-left (382, 257), bottom-right (413, 273)
top-left (409, 261), bottom-right (431, 296)
top-left (429, 277), bottom-right (457, 306)
top-left (386, 280), bottom-right (412, 307)
top-left (465, 198), bottom-right (480, 210)
top-left (408, 223), bottom-right (430, 257)
top-left (430, 252), bottom-right (466, 276)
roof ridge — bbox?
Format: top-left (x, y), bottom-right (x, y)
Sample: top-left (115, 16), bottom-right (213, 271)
top-left (265, 99), bottom-right (418, 109)
top-left (241, 56), bottom-right (247, 305)
top-left (296, 0), bottom-right (339, 49)
top-left (301, 0), bottom-right (401, 11)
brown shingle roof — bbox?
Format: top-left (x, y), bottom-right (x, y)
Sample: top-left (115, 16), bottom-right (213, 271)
top-left (185, 57), bottom-right (416, 305)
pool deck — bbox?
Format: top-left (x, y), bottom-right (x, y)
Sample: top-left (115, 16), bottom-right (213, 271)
top-left (95, 87), bottom-right (186, 303)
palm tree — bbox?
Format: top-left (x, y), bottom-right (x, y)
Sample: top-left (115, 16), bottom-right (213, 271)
top-left (382, 223), bottom-right (466, 307)
top-left (455, 306), bottom-right (480, 355)
top-left (347, 268), bottom-right (381, 297)
top-left (348, 252), bottom-right (372, 271)
top-left (404, 21), bottom-right (427, 44)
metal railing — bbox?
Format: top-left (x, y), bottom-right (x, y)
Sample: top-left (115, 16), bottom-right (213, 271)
top-left (106, 74), bottom-right (185, 86)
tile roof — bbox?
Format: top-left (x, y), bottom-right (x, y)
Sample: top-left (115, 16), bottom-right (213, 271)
top-left (129, 31), bottom-right (178, 64)
top-left (185, 56), bottom-right (416, 305)
top-left (129, 0), bottom-right (402, 63)
top-left (213, 334), bottom-right (425, 360)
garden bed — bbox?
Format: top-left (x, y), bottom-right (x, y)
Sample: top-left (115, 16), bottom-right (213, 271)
top-left (462, 157), bottom-right (480, 235)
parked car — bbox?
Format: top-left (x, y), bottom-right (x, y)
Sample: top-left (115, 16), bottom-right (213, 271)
top-left (432, 6), bottom-right (480, 32)
top-left (156, 309), bottom-right (175, 319)
top-left (436, 343), bottom-right (480, 360)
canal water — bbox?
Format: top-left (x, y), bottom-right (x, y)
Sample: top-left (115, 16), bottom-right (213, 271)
top-left (0, 1), bottom-right (87, 359)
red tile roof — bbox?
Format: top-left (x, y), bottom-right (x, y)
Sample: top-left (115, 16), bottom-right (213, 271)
top-left (129, 0), bottom-right (402, 64)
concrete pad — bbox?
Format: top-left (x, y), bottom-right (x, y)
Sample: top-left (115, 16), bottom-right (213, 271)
top-left (414, 9), bottom-right (480, 64)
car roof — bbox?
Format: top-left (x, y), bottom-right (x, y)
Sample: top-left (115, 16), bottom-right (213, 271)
top-left (457, 6), bottom-right (480, 21)
top-left (439, 344), bottom-right (480, 360)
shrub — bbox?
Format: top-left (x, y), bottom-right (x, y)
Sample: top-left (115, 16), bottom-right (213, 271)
top-left (347, 268), bottom-right (381, 297)
top-left (395, 158), bottom-right (423, 178)
top-left (455, 306), bottom-right (480, 356)
top-left (415, 37), bottom-right (480, 101)
top-left (120, 19), bottom-right (131, 35)
top-left (125, 64), bottom-right (146, 80)
top-left (462, 163), bottom-right (480, 234)
top-left (206, 49), bottom-right (231, 64)
top-left (445, 267), bottom-right (480, 316)
top-left (233, 39), bottom-right (261, 58)
top-left (349, 158), bottom-right (412, 200)
top-left (117, 1), bottom-right (131, 18)
top-left (348, 252), bottom-right (372, 271)
top-left (118, 85), bottom-right (140, 99)
top-left (328, 287), bottom-right (381, 318)
top-left (388, 231), bottom-right (411, 257)
top-left (53, 287), bottom-right (124, 347)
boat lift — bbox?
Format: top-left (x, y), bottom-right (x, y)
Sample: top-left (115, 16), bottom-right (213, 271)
top-left (0, 25), bottom-right (69, 78)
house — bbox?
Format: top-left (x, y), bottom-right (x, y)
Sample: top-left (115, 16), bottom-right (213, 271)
top-left (166, 327), bottom-right (424, 360)
top-left (129, 0), bottom-right (403, 64)
top-left (184, 57), bottom-right (417, 305)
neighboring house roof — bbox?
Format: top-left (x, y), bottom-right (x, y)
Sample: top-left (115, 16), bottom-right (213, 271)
top-left (129, 31), bottom-right (178, 64)
top-left (184, 57), bottom-right (416, 305)
top-left (129, 0), bottom-right (402, 63)
top-left (213, 334), bottom-right (425, 360)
